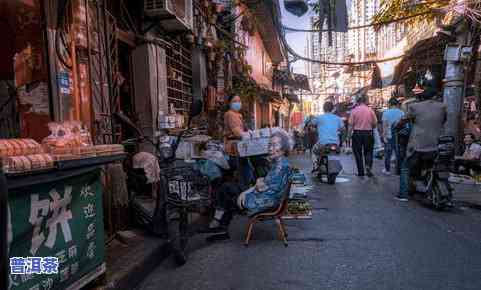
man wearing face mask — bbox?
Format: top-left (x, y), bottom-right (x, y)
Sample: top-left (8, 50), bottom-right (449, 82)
top-left (224, 95), bottom-right (255, 188)
top-left (202, 131), bottom-right (292, 241)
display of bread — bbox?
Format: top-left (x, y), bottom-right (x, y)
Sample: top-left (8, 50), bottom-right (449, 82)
top-left (1, 121), bottom-right (124, 174)
top-left (94, 144), bottom-right (124, 156)
top-left (3, 154), bottom-right (55, 173)
top-left (42, 121), bottom-right (124, 159)
top-left (0, 139), bottom-right (42, 157)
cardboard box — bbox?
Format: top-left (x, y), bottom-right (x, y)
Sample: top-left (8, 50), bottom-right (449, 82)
top-left (237, 137), bottom-right (270, 157)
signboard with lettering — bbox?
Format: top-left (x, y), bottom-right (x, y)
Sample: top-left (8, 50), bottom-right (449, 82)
top-left (57, 71), bottom-right (71, 95)
top-left (7, 169), bottom-right (105, 290)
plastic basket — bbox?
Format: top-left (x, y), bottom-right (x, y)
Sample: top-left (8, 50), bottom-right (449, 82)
top-left (161, 166), bottom-right (209, 205)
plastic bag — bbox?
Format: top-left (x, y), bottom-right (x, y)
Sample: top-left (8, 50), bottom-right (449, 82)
top-left (202, 150), bottom-right (230, 170)
top-left (196, 159), bottom-right (223, 181)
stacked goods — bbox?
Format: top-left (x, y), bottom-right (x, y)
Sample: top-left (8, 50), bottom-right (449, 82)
top-left (284, 167), bottom-right (312, 219)
top-left (237, 127), bottom-right (282, 157)
top-left (0, 139), bottom-right (43, 156)
top-left (286, 200), bottom-right (312, 215)
top-left (1, 122), bottom-right (125, 173)
top-left (0, 139), bottom-right (54, 173)
top-left (42, 121), bottom-right (93, 160)
top-left (42, 121), bottom-right (124, 161)
top-left (284, 199), bottom-right (312, 220)
top-left (94, 144), bottom-right (125, 157)
top-left (291, 168), bottom-right (306, 185)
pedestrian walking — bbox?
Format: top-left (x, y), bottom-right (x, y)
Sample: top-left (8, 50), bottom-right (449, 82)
top-left (382, 97), bottom-right (405, 175)
top-left (349, 94), bottom-right (378, 177)
top-left (303, 116), bottom-right (318, 155)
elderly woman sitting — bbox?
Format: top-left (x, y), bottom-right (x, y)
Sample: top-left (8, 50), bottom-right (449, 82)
top-left (203, 130), bottom-right (293, 241)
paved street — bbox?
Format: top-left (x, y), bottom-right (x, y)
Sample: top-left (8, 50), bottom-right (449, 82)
top-left (138, 154), bottom-right (481, 290)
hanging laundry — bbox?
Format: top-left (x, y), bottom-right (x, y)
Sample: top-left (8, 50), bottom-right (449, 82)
top-left (284, 0), bottom-right (309, 17)
top-left (333, 0), bottom-right (348, 32)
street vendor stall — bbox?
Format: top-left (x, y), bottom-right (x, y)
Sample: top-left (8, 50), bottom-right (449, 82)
top-left (1, 123), bottom-right (125, 290)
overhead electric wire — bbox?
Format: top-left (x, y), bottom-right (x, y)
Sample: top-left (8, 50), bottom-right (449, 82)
top-left (282, 11), bottom-right (432, 32)
top-left (279, 22), bottom-right (404, 65)
top-left (193, 0), bottom-right (407, 65)
top-left (253, 1), bottom-right (405, 66)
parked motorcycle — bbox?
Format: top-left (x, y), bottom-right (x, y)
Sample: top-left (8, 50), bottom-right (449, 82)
top-left (412, 135), bottom-right (455, 210)
top-left (312, 143), bottom-right (343, 184)
top-left (114, 100), bottom-right (205, 265)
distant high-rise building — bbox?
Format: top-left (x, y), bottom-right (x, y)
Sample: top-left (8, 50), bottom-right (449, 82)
top-left (343, 0), bottom-right (380, 93)
top-left (307, 16), bottom-right (348, 101)
top-left (347, 0), bottom-right (379, 61)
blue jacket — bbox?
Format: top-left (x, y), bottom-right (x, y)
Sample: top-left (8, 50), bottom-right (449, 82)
top-left (243, 156), bottom-right (291, 215)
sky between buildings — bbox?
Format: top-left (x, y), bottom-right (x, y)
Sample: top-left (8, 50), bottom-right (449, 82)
top-left (280, 0), bottom-right (313, 75)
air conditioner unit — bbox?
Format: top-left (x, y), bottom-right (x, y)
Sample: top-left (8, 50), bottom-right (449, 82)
top-left (144, 0), bottom-right (193, 31)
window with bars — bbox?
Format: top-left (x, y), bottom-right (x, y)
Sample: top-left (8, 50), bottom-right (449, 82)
top-left (163, 39), bottom-right (193, 113)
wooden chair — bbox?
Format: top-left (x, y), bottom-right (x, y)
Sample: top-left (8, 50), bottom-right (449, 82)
top-left (244, 180), bottom-right (292, 247)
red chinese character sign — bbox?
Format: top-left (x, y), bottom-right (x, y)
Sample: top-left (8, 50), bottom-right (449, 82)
top-left (7, 169), bottom-right (105, 290)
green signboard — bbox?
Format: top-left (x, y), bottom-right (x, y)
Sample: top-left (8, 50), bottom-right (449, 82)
top-left (7, 169), bottom-right (105, 290)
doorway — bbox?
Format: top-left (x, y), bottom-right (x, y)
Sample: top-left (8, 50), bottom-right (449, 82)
top-left (0, 3), bottom-right (21, 138)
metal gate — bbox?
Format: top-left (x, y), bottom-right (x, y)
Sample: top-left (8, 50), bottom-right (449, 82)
top-left (85, 0), bottom-right (120, 144)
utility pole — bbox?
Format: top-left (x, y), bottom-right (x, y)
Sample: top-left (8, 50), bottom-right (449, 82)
top-left (442, 45), bottom-right (472, 152)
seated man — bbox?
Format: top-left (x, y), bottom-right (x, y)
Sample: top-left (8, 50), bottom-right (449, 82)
top-left (397, 83), bottom-right (447, 201)
top-left (202, 130), bottom-right (292, 241)
top-left (311, 101), bottom-right (344, 168)
top-left (455, 133), bottom-right (481, 175)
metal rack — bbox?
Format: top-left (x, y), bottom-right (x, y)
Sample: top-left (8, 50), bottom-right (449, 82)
top-left (164, 40), bottom-right (193, 112)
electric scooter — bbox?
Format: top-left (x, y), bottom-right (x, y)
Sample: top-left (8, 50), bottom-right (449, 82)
top-left (312, 143), bottom-right (342, 184)
top-left (413, 136), bottom-right (455, 210)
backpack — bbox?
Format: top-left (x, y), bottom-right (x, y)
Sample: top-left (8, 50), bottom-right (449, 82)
top-left (392, 122), bottom-right (411, 146)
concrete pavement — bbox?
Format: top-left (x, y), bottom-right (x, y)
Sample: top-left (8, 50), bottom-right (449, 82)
top-left (137, 154), bottom-right (481, 290)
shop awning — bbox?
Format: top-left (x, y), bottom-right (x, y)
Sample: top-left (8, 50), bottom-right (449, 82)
top-left (392, 35), bottom-right (449, 85)
top-left (273, 69), bottom-right (294, 83)
top-left (258, 86), bottom-right (282, 102)
top-left (292, 73), bottom-right (310, 91)
top-left (273, 70), bottom-right (310, 91)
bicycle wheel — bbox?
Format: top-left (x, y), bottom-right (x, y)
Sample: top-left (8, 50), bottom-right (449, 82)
top-left (168, 210), bottom-right (189, 266)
